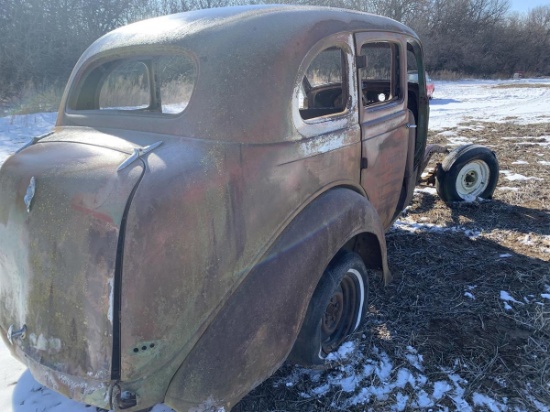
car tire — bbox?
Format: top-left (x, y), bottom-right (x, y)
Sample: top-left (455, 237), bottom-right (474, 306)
top-left (436, 144), bottom-right (499, 202)
top-left (288, 250), bottom-right (368, 367)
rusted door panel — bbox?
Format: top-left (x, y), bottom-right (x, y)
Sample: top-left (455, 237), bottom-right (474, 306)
top-left (355, 32), bottom-right (409, 229)
top-left (360, 110), bottom-right (409, 228)
top-left (0, 141), bottom-right (143, 380)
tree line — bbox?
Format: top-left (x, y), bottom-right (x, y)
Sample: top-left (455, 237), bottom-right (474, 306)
top-left (1, 0), bottom-right (549, 99)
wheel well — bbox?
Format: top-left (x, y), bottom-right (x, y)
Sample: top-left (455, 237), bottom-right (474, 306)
top-left (342, 232), bottom-right (386, 280)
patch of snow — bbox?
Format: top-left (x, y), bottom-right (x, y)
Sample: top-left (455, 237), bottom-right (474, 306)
top-left (439, 130), bottom-right (457, 137)
top-left (432, 380), bottom-right (452, 400)
top-left (415, 186), bottom-right (437, 195)
top-left (464, 292), bottom-right (476, 300)
top-left (497, 186), bottom-right (519, 192)
top-left (511, 160), bottom-right (529, 165)
top-left (499, 253), bottom-right (512, 258)
top-left (541, 294), bottom-right (550, 300)
top-left (500, 291), bottom-right (525, 305)
top-left (405, 346), bottom-right (424, 372)
top-left (538, 161), bottom-right (550, 166)
top-left (528, 397), bottom-right (550, 412)
top-left (448, 137), bottom-right (474, 146)
top-left (280, 342), bottom-right (507, 411)
top-left (472, 392), bottom-right (506, 412)
top-left (411, 389), bottom-right (434, 408)
top-left (392, 219), bottom-right (481, 240)
top-left (500, 170), bottom-right (543, 182)
top-left (394, 392), bottom-right (409, 411)
top-left (325, 340), bottom-right (355, 361)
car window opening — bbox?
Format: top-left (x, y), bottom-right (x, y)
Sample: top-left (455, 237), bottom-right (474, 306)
top-left (71, 54), bottom-right (197, 115)
top-left (360, 42), bottom-right (400, 107)
top-left (299, 47), bottom-right (347, 120)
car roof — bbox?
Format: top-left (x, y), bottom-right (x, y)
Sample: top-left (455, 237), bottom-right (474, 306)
top-left (62, 6), bottom-right (419, 142)
top-left (81, 5), bottom-right (416, 58)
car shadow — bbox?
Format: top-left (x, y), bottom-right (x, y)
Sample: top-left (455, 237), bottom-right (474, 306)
top-left (429, 98), bottom-right (461, 105)
top-left (447, 199), bottom-right (550, 237)
top-left (406, 192), bottom-right (549, 238)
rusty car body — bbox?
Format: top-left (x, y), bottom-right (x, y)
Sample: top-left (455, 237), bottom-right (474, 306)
top-left (0, 5), bottom-right (435, 411)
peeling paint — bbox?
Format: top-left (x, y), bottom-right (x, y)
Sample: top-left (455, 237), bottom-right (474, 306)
top-left (29, 333), bottom-right (62, 353)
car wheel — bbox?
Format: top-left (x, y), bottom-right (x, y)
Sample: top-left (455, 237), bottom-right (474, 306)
top-left (288, 250), bottom-right (368, 367)
top-left (436, 144), bottom-right (499, 202)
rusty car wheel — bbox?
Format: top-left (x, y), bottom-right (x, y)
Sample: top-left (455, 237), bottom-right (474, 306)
top-left (288, 250), bottom-right (368, 367)
top-left (436, 144), bottom-right (499, 202)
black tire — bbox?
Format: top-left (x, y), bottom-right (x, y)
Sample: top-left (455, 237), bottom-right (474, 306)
top-left (436, 144), bottom-right (499, 202)
top-left (288, 250), bottom-right (368, 367)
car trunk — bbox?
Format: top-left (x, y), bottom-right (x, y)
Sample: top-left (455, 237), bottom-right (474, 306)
top-left (0, 134), bottom-right (144, 381)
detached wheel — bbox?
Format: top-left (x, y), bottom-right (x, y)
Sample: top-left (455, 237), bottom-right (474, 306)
top-left (436, 144), bottom-right (499, 202)
top-left (288, 250), bottom-right (368, 367)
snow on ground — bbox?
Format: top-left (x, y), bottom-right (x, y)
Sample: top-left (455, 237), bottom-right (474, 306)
top-left (1, 78), bottom-right (550, 411)
top-left (0, 112), bottom-right (57, 165)
top-left (429, 78), bottom-right (550, 130)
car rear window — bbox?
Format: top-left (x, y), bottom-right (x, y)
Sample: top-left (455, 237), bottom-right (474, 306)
top-left (69, 54), bottom-right (196, 115)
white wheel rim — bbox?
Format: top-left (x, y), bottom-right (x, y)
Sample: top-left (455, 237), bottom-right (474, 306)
top-left (455, 160), bottom-right (490, 198)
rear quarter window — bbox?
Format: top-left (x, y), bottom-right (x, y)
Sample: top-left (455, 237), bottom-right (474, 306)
top-left (70, 54), bottom-right (196, 115)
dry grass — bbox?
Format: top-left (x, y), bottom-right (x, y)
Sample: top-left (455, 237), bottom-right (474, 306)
top-left (8, 81), bottom-right (64, 116)
top-left (235, 119), bottom-right (550, 411)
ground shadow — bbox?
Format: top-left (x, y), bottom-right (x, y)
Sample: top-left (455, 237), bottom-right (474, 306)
top-left (407, 192), bottom-right (550, 238)
top-left (429, 98), bottom-right (461, 105)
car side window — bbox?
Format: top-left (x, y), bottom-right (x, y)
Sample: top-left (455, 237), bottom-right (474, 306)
top-left (299, 47), bottom-right (347, 120)
top-left (359, 42), bottom-right (400, 106)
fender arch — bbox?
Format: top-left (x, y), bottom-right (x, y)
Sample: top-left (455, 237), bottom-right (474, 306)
top-left (164, 188), bottom-right (390, 411)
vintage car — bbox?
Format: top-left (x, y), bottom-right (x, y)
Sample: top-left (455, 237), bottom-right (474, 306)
top-left (0, 5), bottom-right (499, 412)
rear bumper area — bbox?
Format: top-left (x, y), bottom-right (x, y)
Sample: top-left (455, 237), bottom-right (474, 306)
top-left (2, 327), bottom-right (171, 412)
top-left (2, 329), bottom-right (114, 410)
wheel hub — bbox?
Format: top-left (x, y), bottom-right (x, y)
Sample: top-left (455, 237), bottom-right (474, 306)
top-left (456, 160), bottom-right (490, 198)
top-left (322, 290), bottom-right (344, 336)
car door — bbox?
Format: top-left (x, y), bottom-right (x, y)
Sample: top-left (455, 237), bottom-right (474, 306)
top-left (355, 33), bottom-right (411, 229)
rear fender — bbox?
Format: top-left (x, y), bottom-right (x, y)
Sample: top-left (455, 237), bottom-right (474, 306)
top-left (164, 188), bottom-right (390, 411)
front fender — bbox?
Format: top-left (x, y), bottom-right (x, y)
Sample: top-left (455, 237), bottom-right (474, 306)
top-left (164, 187), bottom-right (389, 411)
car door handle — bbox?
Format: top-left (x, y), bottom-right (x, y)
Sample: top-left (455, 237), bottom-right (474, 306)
top-left (406, 123), bottom-right (417, 129)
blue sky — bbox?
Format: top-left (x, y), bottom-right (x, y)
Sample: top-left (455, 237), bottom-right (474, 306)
top-left (509, 0), bottom-right (550, 13)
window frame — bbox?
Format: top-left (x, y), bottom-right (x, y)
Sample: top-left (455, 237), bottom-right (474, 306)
top-left (292, 33), bottom-right (358, 140)
top-left (359, 41), bottom-right (401, 107)
top-left (66, 50), bottom-right (197, 118)
top-left (354, 32), bottom-right (407, 124)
